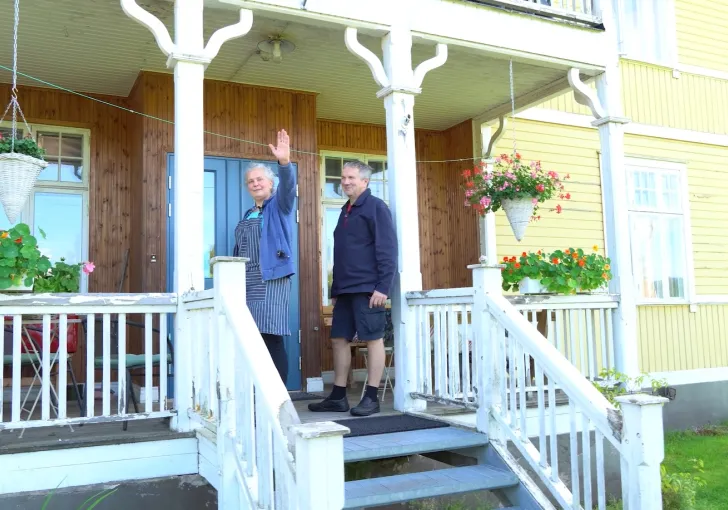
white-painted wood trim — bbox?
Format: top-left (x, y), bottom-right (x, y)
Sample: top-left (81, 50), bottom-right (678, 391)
top-left (651, 367), bottom-right (728, 386)
top-left (516, 108), bottom-right (728, 147)
top-left (675, 64), bottom-right (728, 82)
top-left (0, 437), bottom-right (197, 495)
top-left (693, 295), bottom-right (728, 305)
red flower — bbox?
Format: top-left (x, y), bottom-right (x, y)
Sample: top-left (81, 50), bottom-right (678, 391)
top-left (510, 256), bottom-right (517, 262)
top-left (462, 169), bottom-right (471, 178)
top-left (521, 252), bottom-right (527, 257)
top-left (14, 237), bottom-right (22, 244)
top-left (552, 257), bottom-right (560, 264)
top-left (536, 184), bottom-right (545, 193)
top-left (556, 204), bottom-right (562, 214)
top-left (515, 153), bottom-right (521, 159)
top-left (503, 256), bottom-right (509, 262)
top-left (465, 181), bottom-right (474, 189)
top-left (514, 262), bottom-right (521, 269)
top-left (578, 259), bottom-right (586, 267)
top-left (565, 193), bottom-right (571, 199)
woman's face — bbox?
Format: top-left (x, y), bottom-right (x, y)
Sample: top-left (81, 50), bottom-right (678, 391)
top-left (246, 168), bottom-right (273, 203)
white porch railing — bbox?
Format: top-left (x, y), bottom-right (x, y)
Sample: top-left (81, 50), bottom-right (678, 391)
top-left (468, 0), bottom-right (602, 25)
top-left (405, 266), bottom-right (667, 509)
top-left (0, 293), bottom-right (176, 431)
top-left (181, 257), bottom-right (348, 510)
top-left (406, 288), bottom-right (618, 408)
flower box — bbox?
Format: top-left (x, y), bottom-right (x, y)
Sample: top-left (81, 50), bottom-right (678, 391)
top-left (518, 277), bottom-right (548, 295)
top-left (3, 279), bottom-right (34, 293)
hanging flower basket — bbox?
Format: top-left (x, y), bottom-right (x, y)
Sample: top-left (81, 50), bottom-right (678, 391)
top-left (0, 152), bottom-right (47, 223)
top-left (461, 153), bottom-right (571, 242)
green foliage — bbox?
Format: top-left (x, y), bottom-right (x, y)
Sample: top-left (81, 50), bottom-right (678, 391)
top-left (34, 258), bottom-right (83, 293)
top-left (500, 247), bottom-right (612, 295)
top-left (591, 367), bottom-right (668, 409)
top-left (0, 223), bottom-right (51, 289)
top-left (661, 458), bottom-right (706, 510)
top-left (0, 133), bottom-right (46, 159)
top-left (40, 482), bottom-right (118, 509)
top-left (462, 152), bottom-right (570, 217)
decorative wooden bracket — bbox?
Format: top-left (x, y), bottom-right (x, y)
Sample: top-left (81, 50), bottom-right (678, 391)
top-left (485, 115), bottom-right (507, 158)
top-left (345, 27), bottom-right (447, 93)
top-left (120, 0), bottom-right (253, 64)
top-left (567, 68), bottom-right (605, 120)
top-left (344, 28), bottom-right (390, 89)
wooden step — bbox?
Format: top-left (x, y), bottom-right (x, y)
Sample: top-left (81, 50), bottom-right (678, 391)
top-left (344, 427), bottom-right (489, 463)
top-left (343, 464), bottom-right (518, 509)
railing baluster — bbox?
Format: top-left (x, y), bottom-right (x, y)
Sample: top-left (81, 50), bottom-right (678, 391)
top-left (11, 315), bottom-right (21, 422)
top-left (509, 333), bottom-right (517, 427)
top-left (86, 313), bottom-right (95, 417)
top-left (42, 314), bottom-right (51, 421)
top-left (433, 308), bottom-right (442, 396)
top-left (569, 402), bottom-right (581, 509)
top-left (144, 313), bottom-right (153, 412)
top-left (582, 413), bottom-right (593, 510)
top-left (606, 308), bottom-right (615, 369)
top-left (569, 309), bottom-right (578, 370)
top-left (599, 308), bottom-right (608, 374)
top-left (58, 314), bottom-right (68, 420)
top-left (439, 307), bottom-right (448, 397)
top-left (424, 308), bottom-right (433, 395)
top-left (461, 304), bottom-right (471, 400)
top-left (159, 313), bottom-right (168, 411)
top-left (596, 430), bottom-right (607, 510)
top-left (585, 309), bottom-right (596, 380)
top-left (102, 313), bottom-right (111, 416)
top-left (517, 343), bottom-right (528, 441)
top-left (536, 362), bottom-right (547, 468)
top-left (118, 313), bottom-right (127, 416)
top-left (548, 373), bottom-right (559, 483)
top-left (578, 309), bottom-right (587, 378)
top-left (448, 305), bottom-right (460, 397)
top-left (555, 309), bottom-right (565, 356)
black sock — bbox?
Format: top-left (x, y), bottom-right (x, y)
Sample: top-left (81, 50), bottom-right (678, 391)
top-left (365, 385), bottom-right (379, 401)
top-left (330, 385), bottom-right (347, 400)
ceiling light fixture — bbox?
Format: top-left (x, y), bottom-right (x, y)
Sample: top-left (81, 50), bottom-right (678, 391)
top-left (256, 36), bottom-right (295, 63)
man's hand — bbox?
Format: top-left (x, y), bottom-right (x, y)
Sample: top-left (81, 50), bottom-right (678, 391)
top-left (331, 297), bottom-right (337, 307)
top-left (369, 291), bottom-right (387, 308)
top-left (268, 129), bottom-right (290, 166)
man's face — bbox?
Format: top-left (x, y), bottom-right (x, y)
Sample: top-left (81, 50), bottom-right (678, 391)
top-left (246, 168), bottom-right (273, 202)
top-left (341, 165), bottom-right (368, 199)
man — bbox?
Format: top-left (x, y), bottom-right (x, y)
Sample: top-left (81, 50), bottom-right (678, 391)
top-left (309, 160), bottom-right (397, 416)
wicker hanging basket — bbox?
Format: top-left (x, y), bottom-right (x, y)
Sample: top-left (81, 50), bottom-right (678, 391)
top-left (501, 198), bottom-right (535, 242)
top-left (0, 152), bottom-right (47, 223)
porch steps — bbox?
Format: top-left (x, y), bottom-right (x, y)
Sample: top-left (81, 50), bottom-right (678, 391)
top-left (343, 427), bottom-right (489, 463)
top-left (343, 464), bottom-right (519, 509)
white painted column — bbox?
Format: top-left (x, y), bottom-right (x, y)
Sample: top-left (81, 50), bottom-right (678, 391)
top-left (120, 0), bottom-right (254, 432)
top-left (345, 17), bottom-right (447, 412)
top-left (472, 121), bottom-right (498, 263)
top-left (593, 0), bottom-right (640, 378)
top-left (616, 394), bottom-right (669, 510)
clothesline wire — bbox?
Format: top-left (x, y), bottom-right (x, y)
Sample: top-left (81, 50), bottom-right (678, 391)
top-left (0, 63), bottom-right (499, 165)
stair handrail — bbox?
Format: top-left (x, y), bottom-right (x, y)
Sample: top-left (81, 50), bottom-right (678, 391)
top-left (211, 257), bottom-right (348, 510)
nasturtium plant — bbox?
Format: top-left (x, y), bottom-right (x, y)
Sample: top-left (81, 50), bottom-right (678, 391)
top-left (0, 223), bottom-right (51, 289)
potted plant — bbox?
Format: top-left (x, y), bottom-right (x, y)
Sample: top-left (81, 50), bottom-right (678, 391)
top-left (462, 153), bottom-right (570, 241)
top-left (0, 133), bottom-right (48, 223)
top-left (501, 246), bottom-right (613, 295)
top-left (0, 223), bottom-right (51, 292)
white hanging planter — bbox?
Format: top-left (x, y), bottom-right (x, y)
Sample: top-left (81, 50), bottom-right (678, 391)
top-left (519, 277), bottom-right (548, 295)
top-left (501, 198), bottom-right (535, 242)
top-left (2, 278), bottom-right (34, 293)
top-left (0, 153), bottom-right (48, 223)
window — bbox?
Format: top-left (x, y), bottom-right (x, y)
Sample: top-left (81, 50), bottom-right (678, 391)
top-left (619, 0), bottom-right (677, 66)
top-left (0, 123), bottom-right (90, 291)
top-left (626, 158), bottom-right (691, 302)
top-left (321, 152), bottom-right (388, 305)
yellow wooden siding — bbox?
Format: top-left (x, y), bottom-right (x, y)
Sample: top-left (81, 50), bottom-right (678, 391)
top-left (489, 119), bottom-right (605, 260)
top-left (623, 134), bottom-right (728, 296)
top-left (536, 61), bottom-right (728, 135)
top-left (675, 0), bottom-right (728, 73)
top-left (638, 305), bottom-right (728, 373)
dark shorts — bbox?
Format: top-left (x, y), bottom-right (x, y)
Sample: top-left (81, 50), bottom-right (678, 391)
top-left (330, 293), bottom-right (386, 342)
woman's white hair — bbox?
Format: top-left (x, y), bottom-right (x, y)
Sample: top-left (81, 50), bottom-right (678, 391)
top-left (244, 164), bottom-right (277, 190)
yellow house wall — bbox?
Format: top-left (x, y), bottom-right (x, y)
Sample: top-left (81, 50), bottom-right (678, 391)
top-left (675, 0), bottom-right (728, 73)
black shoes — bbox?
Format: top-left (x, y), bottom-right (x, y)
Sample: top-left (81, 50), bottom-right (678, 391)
top-left (350, 396), bottom-right (380, 417)
top-left (307, 395), bottom-right (381, 417)
top-left (307, 396), bottom-right (350, 413)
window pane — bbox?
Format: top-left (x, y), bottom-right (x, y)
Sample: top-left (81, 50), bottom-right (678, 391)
top-left (33, 192), bottom-right (83, 264)
top-left (632, 170), bottom-right (657, 208)
top-left (325, 157), bottom-right (342, 178)
top-left (61, 135), bottom-right (83, 158)
top-left (369, 160), bottom-right (386, 180)
top-left (203, 171), bottom-right (215, 278)
top-left (323, 206), bottom-right (342, 305)
top-left (61, 161), bottom-right (83, 183)
top-left (0, 127), bottom-right (23, 139)
top-left (631, 214), bottom-right (685, 299)
top-left (662, 173), bottom-right (680, 211)
top-left (38, 133), bottom-right (60, 158)
top-left (325, 178), bottom-right (345, 199)
top-left (38, 160), bottom-right (60, 181)
top-left (369, 180), bottom-right (385, 199)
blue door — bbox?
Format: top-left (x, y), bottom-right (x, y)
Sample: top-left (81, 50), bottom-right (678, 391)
top-left (167, 155), bottom-right (302, 390)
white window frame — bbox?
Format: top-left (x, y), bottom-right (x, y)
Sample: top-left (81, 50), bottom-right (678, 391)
top-left (618, 0), bottom-right (678, 68)
top-left (625, 156), bottom-right (695, 305)
top-left (320, 150), bottom-right (388, 306)
top-left (0, 122), bottom-right (91, 292)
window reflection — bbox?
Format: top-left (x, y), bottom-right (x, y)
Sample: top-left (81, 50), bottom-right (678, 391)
top-left (33, 193), bottom-right (83, 263)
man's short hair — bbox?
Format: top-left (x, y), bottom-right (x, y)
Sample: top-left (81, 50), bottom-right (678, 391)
top-left (343, 160), bottom-right (372, 181)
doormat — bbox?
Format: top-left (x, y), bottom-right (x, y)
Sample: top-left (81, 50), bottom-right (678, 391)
top-left (333, 414), bottom-right (450, 438)
top-left (288, 391), bottom-right (325, 402)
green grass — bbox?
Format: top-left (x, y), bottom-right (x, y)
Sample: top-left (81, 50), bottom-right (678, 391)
top-left (661, 423), bottom-right (728, 510)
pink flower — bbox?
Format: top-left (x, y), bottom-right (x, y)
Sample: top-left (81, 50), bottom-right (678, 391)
top-left (465, 189), bottom-right (474, 198)
top-left (82, 261), bottom-right (95, 274)
top-left (532, 198), bottom-right (538, 204)
top-left (480, 196), bottom-right (491, 208)
top-left (530, 172), bottom-right (537, 178)
top-left (464, 200), bottom-right (471, 207)
top-left (536, 183), bottom-right (545, 193)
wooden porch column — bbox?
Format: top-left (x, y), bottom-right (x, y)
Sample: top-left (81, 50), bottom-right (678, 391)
top-left (345, 10), bottom-right (448, 412)
top-left (120, 0), bottom-right (253, 430)
top-left (568, 0), bottom-right (640, 378)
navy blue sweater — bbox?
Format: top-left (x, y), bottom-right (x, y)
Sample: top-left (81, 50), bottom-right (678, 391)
top-left (330, 188), bottom-right (398, 297)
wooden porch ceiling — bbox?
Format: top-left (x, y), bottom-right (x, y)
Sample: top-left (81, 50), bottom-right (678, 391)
top-left (0, 0), bottom-right (597, 130)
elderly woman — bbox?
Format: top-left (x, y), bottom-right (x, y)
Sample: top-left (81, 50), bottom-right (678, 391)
top-left (233, 129), bottom-right (296, 385)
